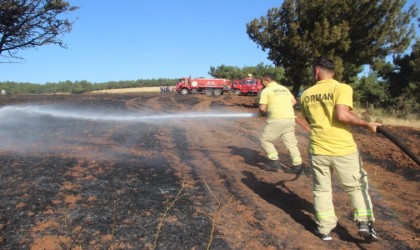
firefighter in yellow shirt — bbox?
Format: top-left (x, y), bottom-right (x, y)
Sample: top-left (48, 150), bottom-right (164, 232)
top-left (259, 73), bottom-right (302, 173)
top-left (300, 57), bottom-right (381, 241)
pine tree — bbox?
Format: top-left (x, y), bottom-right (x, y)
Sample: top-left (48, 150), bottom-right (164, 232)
top-left (246, 0), bottom-right (417, 96)
top-left (0, 0), bottom-right (78, 61)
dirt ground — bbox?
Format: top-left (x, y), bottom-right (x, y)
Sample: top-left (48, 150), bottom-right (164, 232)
top-left (0, 93), bottom-right (418, 250)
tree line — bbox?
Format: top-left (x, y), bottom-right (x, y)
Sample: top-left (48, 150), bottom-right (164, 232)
top-left (0, 79), bottom-right (178, 95)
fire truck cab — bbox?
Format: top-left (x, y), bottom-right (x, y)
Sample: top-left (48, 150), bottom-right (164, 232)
top-left (231, 77), bottom-right (263, 96)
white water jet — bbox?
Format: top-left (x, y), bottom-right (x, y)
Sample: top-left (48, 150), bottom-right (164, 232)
top-left (0, 104), bottom-right (254, 122)
top-left (0, 104), bottom-right (256, 156)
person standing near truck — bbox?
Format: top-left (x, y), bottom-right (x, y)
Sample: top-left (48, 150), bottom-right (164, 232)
top-left (300, 56), bottom-right (380, 241)
top-left (259, 73), bottom-right (302, 173)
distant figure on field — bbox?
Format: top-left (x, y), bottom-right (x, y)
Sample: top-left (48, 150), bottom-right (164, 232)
top-left (1, 90), bottom-right (5, 96)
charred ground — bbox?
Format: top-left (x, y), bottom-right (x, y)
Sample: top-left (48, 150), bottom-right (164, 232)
top-left (0, 93), bottom-right (418, 250)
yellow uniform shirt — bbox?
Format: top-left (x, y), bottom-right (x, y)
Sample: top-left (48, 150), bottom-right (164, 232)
top-left (300, 79), bottom-right (357, 156)
top-left (259, 81), bottom-right (295, 122)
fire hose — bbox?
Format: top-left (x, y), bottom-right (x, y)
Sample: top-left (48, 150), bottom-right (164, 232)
top-left (376, 126), bottom-right (420, 166)
top-left (295, 117), bottom-right (420, 166)
top-left (295, 116), bottom-right (310, 133)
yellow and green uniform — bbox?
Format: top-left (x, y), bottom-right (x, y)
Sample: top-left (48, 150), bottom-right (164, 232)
top-left (259, 82), bottom-right (296, 122)
top-left (300, 79), bottom-right (356, 155)
top-left (259, 82), bottom-right (301, 165)
top-left (300, 79), bottom-right (374, 234)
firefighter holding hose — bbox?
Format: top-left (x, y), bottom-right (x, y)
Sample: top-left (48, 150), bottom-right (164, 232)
top-left (258, 73), bottom-right (303, 173)
top-left (300, 56), bottom-right (381, 241)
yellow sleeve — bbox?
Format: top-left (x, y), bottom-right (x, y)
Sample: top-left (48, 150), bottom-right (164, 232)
top-left (259, 89), bottom-right (268, 105)
top-left (336, 84), bottom-right (353, 109)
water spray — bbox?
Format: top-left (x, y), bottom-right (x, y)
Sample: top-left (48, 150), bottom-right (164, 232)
top-left (0, 105), bottom-right (255, 122)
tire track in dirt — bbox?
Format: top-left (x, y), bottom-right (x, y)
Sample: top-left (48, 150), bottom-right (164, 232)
top-left (150, 126), bottom-right (233, 249)
top-left (124, 95), bottom-right (158, 111)
top-left (176, 94), bottom-right (262, 248)
top-left (148, 94), bottom-right (266, 248)
top-left (125, 94), bottom-right (187, 112)
top-left (179, 113), bottom-right (318, 249)
top-left (125, 94), bottom-right (233, 249)
top-left (153, 93), bottom-right (302, 248)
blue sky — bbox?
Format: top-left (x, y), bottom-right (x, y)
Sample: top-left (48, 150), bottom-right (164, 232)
top-left (0, 0), bottom-right (281, 84)
top-left (1, 0), bottom-right (418, 84)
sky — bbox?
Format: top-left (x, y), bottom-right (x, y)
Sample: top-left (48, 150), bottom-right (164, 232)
top-left (0, 0), bottom-right (418, 84)
top-left (0, 0), bottom-right (282, 84)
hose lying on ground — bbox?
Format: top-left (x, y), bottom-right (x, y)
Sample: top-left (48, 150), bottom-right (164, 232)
top-left (377, 126), bottom-right (420, 166)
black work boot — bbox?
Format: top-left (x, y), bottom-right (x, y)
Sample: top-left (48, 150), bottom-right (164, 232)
top-left (358, 221), bottom-right (379, 242)
top-left (262, 159), bottom-right (280, 172)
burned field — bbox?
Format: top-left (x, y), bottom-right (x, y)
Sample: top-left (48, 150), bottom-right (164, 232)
top-left (0, 93), bottom-right (419, 249)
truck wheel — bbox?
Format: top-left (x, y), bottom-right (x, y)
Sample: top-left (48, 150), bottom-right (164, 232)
top-left (234, 89), bottom-right (242, 95)
top-left (205, 89), bottom-right (213, 96)
top-left (213, 89), bottom-right (222, 96)
top-left (181, 89), bottom-right (189, 95)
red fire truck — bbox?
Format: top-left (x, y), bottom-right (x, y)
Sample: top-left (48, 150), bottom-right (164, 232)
top-left (231, 77), bottom-right (263, 95)
top-left (176, 77), bottom-right (231, 96)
